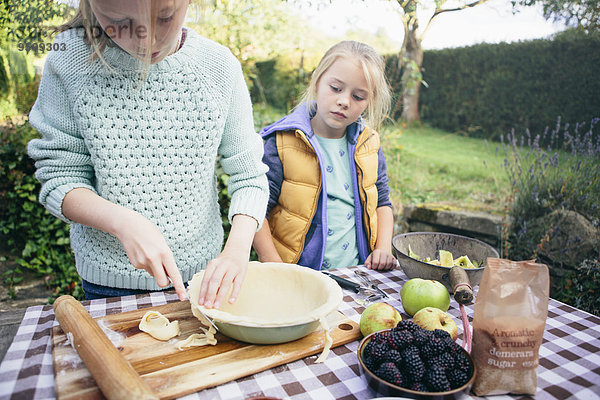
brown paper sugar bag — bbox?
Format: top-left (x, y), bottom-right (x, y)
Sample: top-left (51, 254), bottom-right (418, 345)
top-left (471, 258), bottom-right (549, 396)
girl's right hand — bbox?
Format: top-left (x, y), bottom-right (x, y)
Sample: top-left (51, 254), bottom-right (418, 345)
top-left (61, 188), bottom-right (187, 300)
top-left (114, 211), bottom-right (187, 301)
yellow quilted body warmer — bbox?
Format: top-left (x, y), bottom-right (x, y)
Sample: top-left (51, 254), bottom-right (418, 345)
top-left (268, 127), bottom-right (380, 263)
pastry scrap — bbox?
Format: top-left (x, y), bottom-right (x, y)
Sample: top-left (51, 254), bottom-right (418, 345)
top-left (314, 317), bottom-right (333, 363)
top-left (139, 311), bottom-right (180, 341)
top-left (177, 326), bottom-right (217, 350)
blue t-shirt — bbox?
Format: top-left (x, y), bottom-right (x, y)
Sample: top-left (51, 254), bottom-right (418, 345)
top-left (315, 134), bottom-right (360, 269)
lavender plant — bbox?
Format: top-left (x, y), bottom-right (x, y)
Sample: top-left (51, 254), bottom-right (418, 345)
top-left (492, 117), bottom-right (600, 315)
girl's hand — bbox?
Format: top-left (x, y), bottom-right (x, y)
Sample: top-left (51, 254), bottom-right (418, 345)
top-left (197, 214), bottom-right (258, 309)
top-left (115, 211), bottom-right (187, 301)
top-left (365, 249), bottom-right (398, 271)
top-left (61, 188), bottom-right (187, 301)
top-left (197, 252), bottom-right (248, 309)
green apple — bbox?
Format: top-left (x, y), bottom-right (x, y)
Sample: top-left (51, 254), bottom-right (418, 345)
top-left (412, 306), bottom-right (458, 340)
top-left (359, 302), bottom-right (402, 337)
top-left (400, 278), bottom-right (450, 316)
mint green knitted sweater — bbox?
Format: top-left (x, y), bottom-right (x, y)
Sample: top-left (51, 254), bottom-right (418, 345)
top-left (27, 28), bottom-right (268, 290)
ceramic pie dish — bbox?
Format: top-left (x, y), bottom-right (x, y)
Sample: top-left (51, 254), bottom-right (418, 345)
top-left (188, 261), bottom-right (342, 344)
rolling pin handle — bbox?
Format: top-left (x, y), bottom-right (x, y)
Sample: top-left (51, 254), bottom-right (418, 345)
top-left (449, 266), bottom-right (473, 304)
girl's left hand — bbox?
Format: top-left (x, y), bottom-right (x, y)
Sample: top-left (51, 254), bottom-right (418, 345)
top-left (197, 252), bottom-right (248, 309)
top-left (196, 214), bottom-right (258, 309)
top-left (365, 249), bottom-right (398, 271)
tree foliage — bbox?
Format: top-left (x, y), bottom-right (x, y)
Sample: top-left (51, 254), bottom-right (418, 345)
top-left (0, 0), bottom-right (70, 54)
top-left (188, 0), bottom-right (308, 93)
top-left (511, 0), bottom-right (599, 32)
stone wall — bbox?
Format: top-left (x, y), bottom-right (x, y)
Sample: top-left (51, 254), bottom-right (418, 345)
top-left (394, 204), bottom-right (504, 251)
top-left (395, 204), bottom-right (600, 280)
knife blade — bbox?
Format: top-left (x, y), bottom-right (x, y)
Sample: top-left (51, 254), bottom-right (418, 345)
top-left (196, 306), bottom-right (220, 332)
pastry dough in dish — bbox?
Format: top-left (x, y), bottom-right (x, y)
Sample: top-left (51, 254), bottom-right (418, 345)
top-left (188, 262), bottom-right (342, 328)
top-left (139, 311), bottom-right (180, 341)
top-left (188, 262), bottom-right (342, 359)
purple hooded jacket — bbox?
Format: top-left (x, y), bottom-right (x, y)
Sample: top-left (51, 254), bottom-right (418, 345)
top-left (259, 104), bottom-right (392, 270)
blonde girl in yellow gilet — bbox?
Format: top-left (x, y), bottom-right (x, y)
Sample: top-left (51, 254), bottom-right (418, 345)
top-left (253, 41), bottom-right (397, 271)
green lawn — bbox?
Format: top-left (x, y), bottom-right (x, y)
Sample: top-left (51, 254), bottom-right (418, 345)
top-left (254, 106), bottom-right (510, 214)
top-left (380, 124), bottom-right (510, 214)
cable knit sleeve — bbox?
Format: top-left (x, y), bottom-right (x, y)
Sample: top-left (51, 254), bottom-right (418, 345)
top-left (218, 58), bottom-right (269, 229)
top-left (27, 39), bottom-right (96, 223)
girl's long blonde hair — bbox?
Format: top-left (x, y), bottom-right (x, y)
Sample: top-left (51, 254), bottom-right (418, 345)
top-left (55, 0), bottom-right (116, 63)
top-left (298, 40), bottom-right (391, 129)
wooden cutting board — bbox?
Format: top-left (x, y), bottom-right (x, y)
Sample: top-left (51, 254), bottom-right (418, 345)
top-left (51, 300), bottom-right (361, 400)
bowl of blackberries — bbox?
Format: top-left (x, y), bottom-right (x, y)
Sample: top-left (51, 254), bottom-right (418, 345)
top-left (357, 320), bottom-right (476, 398)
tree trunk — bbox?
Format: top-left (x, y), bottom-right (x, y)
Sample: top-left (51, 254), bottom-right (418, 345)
top-left (400, 25), bottom-right (423, 123)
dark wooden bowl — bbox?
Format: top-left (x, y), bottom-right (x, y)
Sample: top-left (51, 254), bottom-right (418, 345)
top-left (357, 329), bottom-right (476, 399)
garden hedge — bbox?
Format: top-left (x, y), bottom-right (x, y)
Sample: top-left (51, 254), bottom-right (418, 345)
top-left (418, 29), bottom-right (600, 139)
top-left (253, 30), bottom-right (599, 141)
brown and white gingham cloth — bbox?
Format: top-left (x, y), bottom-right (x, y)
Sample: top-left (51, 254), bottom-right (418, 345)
top-left (1, 267), bottom-right (599, 400)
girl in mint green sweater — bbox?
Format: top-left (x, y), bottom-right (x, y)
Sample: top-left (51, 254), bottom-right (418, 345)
top-left (27, 0), bottom-right (268, 308)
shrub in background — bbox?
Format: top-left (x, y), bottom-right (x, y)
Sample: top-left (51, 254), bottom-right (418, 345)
top-left (252, 58), bottom-right (309, 112)
top-left (556, 258), bottom-right (600, 316)
top-left (0, 47), bottom-right (37, 119)
top-left (418, 29), bottom-right (600, 140)
top-left (0, 119), bottom-right (81, 301)
top-left (495, 117), bottom-right (600, 315)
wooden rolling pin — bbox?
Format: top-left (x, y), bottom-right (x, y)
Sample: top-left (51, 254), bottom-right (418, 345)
top-left (54, 295), bottom-right (158, 400)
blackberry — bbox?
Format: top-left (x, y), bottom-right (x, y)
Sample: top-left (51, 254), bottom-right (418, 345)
top-left (447, 340), bottom-right (464, 355)
top-left (432, 328), bottom-right (451, 340)
top-left (426, 352), bottom-right (455, 372)
top-left (410, 382), bottom-right (427, 392)
top-left (376, 362), bottom-right (404, 386)
top-left (424, 368), bottom-right (451, 392)
top-left (453, 351), bottom-right (471, 373)
top-left (422, 337), bottom-right (446, 357)
top-left (411, 329), bottom-right (430, 347)
top-left (371, 330), bottom-right (391, 345)
top-left (386, 349), bottom-right (403, 366)
top-left (364, 340), bottom-right (383, 358)
top-left (438, 352), bottom-right (456, 370)
top-left (363, 341), bottom-right (388, 370)
top-left (400, 344), bottom-right (420, 358)
top-left (447, 368), bottom-right (470, 389)
top-left (400, 346), bottom-right (425, 383)
top-left (388, 330), bottom-right (413, 350)
top-left (363, 356), bottom-right (378, 372)
top-left (394, 320), bottom-right (420, 333)
top-left (419, 342), bottom-right (437, 360)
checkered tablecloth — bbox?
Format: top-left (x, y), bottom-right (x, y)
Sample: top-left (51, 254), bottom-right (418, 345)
top-left (0, 267), bottom-right (599, 400)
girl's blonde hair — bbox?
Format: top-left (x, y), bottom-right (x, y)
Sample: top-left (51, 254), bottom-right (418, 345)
top-left (55, 0), bottom-right (118, 64)
top-left (298, 40), bottom-right (391, 129)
